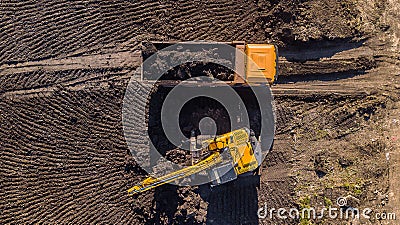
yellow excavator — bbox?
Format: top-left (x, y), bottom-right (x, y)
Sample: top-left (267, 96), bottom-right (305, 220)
top-left (128, 127), bottom-right (262, 196)
top-left (128, 42), bottom-right (277, 196)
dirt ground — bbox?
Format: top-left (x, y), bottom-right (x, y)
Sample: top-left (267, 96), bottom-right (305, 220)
top-left (0, 0), bottom-right (399, 224)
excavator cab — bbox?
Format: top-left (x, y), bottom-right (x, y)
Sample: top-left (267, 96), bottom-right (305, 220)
top-left (204, 128), bottom-right (262, 186)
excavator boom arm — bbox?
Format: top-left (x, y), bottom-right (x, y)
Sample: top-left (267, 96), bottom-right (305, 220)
top-left (128, 152), bottom-right (222, 196)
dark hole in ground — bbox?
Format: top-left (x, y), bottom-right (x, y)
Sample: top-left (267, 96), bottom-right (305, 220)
top-left (179, 96), bottom-right (231, 138)
top-left (316, 170), bottom-right (327, 178)
top-left (147, 85), bottom-right (263, 157)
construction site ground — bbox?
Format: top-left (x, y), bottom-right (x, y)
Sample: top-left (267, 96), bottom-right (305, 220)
top-left (0, 0), bottom-right (399, 224)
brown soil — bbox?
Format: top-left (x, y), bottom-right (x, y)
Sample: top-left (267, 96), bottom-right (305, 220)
top-left (1, 0), bottom-right (399, 224)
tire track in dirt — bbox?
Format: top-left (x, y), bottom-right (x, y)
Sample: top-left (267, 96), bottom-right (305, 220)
top-left (0, 0), bottom-right (360, 65)
top-left (247, 103), bottom-right (298, 224)
top-left (1, 0), bottom-right (141, 63)
top-left (385, 101), bottom-right (400, 223)
top-left (0, 83), bottom-right (154, 224)
top-left (0, 1), bottom-right (388, 224)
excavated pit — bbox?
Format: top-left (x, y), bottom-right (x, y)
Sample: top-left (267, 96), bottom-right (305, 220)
top-left (147, 84), bottom-right (263, 159)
